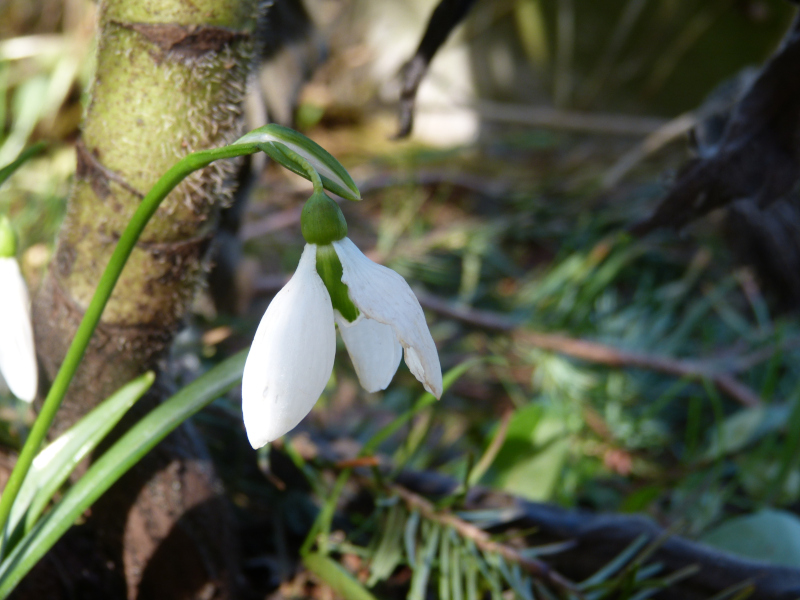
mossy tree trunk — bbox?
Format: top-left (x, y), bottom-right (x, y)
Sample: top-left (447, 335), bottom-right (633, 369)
top-left (23, 0), bottom-right (262, 597)
top-left (35, 0), bottom-right (258, 426)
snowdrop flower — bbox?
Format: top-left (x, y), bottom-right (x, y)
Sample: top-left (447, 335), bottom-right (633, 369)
top-left (242, 191), bottom-right (442, 449)
top-left (0, 216), bottom-right (37, 402)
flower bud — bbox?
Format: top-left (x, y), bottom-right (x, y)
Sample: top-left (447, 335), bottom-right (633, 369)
top-left (0, 216), bottom-right (17, 259)
top-left (300, 191), bottom-right (348, 246)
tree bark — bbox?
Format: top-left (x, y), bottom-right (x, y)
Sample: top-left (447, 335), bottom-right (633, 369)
top-left (34, 0), bottom-right (259, 430)
top-left (24, 0), bottom-right (262, 597)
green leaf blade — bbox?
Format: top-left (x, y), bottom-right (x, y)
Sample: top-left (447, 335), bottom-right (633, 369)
top-left (0, 352), bottom-right (245, 598)
top-left (2, 372), bottom-right (154, 555)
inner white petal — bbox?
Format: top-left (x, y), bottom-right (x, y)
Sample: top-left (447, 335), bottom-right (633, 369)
top-left (242, 244), bottom-right (336, 448)
top-left (333, 238), bottom-right (443, 398)
top-left (335, 312), bottom-right (402, 393)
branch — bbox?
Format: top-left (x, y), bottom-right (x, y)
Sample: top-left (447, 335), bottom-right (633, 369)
top-left (392, 469), bottom-right (800, 600)
top-left (395, 0), bottom-right (479, 138)
top-left (633, 14), bottom-right (800, 234)
top-left (415, 291), bottom-right (762, 407)
top-left (385, 482), bottom-right (583, 597)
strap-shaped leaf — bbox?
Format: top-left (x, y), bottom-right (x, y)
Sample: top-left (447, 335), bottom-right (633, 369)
top-left (234, 124), bottom-right (361, 201)
top-left (0, 142), bottom-right (46, 188)
top-left (0, 352), bottom-right (245, 597)
top-left (1, 372), bottom-right (154, 556)
top-left (303, 553), bottom-right (378, 600)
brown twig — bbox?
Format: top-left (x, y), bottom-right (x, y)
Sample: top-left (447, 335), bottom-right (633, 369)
top-left (517, 331), bottom-right (761, 408)
top-left (250, 275), bottom-right (767, 408)
top-left (602, 112), bottom-right (696, 189)
top-left (416, 291), bottom-right (761, 407)
top-left (432, 100), bottom-right (668, 137)
top-left (386, 482), bottom-right (583, 597)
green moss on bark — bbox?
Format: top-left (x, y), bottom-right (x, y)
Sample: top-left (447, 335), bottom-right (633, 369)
top-left (34, 0), bottom-right (260, 427)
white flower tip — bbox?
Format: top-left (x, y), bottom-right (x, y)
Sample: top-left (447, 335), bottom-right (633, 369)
top-left (0, 258), bottom-right (37, 403)
top-left (243, 403), bottom-right (281, 449)
top-left (405, 346), bottom-right (443, 399)
top-left (11, 377), bottom-right (37, 404)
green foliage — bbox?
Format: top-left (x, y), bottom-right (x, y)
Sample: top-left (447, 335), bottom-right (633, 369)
top-left (1, 372), bottom-right (154, 554)
top-left (0, 352), bottom-right (245, 597)
top-left (701, 509), bottom-right (800, 568)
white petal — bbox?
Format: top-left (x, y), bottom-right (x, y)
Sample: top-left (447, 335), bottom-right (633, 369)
top-left (241, 245), bottom-right (336, 448)
top-left (0, 258), bottom-right (37, 402)
top-left (335, 312), bottom-right (402, 393)
top-left (333, 238), bottom-right (443, 398)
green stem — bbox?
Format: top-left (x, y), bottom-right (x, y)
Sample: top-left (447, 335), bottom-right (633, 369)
top-left (0, 142), bottom-right (261, 537)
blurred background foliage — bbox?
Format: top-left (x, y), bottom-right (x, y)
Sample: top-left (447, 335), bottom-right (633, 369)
top-left (3, 0), bottom-right (800, 597)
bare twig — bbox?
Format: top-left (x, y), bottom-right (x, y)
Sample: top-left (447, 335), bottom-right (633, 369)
top-left (416, 291), bottom-right (762, 407)
top-left (516, 331), bottom-right (761, 408)
top-left (602, 112), bottom-right (696, 189)
top-left (394, 469), bottom-right (800, 600)
top-left (386, 482), bottom-right (583, 597)
top-left (420, 100), bottom-right (668, 137)
top-left (251, 277), bottom-right (767, 408)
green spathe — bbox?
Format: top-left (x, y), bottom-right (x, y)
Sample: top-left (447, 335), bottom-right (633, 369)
top-left (235, 125), bottom-right (361, 202)
top-left (301, 191), bottom-right (348, 246)
top-left (316, 244), bottom-right (359, 322)
top-left (0, 217), bottom-right (17, 258)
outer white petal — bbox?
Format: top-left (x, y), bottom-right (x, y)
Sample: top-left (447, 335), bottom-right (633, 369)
top-left (0, 258), bottom-right (37, 402)
top-left (335, 312), bottom-right (402, 393)
top-left (241, 245), bottom-right (336, 448)
top-left (333, 238), bottom-right (443, 398)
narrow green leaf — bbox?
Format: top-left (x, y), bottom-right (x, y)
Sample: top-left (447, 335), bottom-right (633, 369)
top-left (0, 141), bottom-right (46, 188)
top-left (0, 352), bottom-right (245, 598)
top-left (404, 510), bottom-right (421, 567)
top-left (367, 504), bottom-right (406, 586)
top-left (301, 359), bottom-right (479, 558)
top-left (234, 124), bottom-right (360, 201)
top-left (492, 553), bottom-right (533, 600)
top-left (364, 358), bottom-right (482, 456)
top-left (2, 372), bottom-right (154, 554)
top-left (468, 542), bottom-right (503, 600)
top-left (303, 552), bottom-right (378, 600)
top-left (465, 546), bottom-right (479, 600)
top-left (579, 534), bottom-right (648, 589)
top-left (408, 522), bottom-right (441, 600)
top-left (704, 580), bottom-right (756, 600)
top-left (450, 533), bottom-right (464, 600)
top-left (439, 526), bottom-right (451, 600)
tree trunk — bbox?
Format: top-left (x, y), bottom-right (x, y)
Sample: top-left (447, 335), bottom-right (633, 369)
top-left (35, 0), bottom-right (259, 428)
top-left (24, 0), bottom-right (262, 597)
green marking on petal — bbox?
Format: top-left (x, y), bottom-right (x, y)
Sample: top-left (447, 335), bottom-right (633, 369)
top-left (316, 244), bottom-right (359, 323)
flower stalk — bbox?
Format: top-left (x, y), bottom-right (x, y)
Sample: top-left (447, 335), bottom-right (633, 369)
top-left (0, 123), bottom-right (359, 539)
top-left (0, 142), bottom-right (263, 536)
